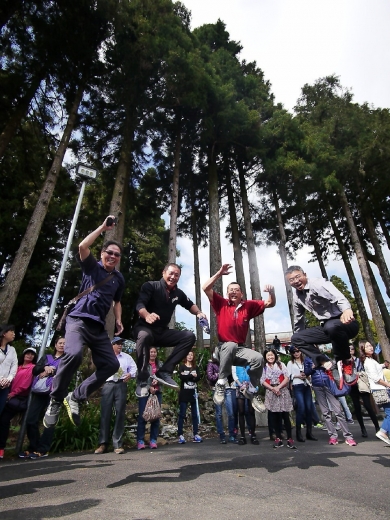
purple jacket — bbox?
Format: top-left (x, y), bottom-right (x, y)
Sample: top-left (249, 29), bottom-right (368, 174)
top-left (206, 362), bottom-right (219, 387)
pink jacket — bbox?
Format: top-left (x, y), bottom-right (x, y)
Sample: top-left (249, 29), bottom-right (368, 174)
top-left (8, 363), bottom-right (35, 399)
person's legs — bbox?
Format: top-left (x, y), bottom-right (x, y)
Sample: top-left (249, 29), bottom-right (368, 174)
top-left (246, 399), bottom-right (256, 437)
top-left (156, 329), bottom-right (196, 375)
top-left (293, 385), bottom-right (306, 427)
top-left (150, 392), bottom-right (162, 442)
top-left (291, 327), bottom-right (330, 366)
top-left (112, 382), bottom-right (127, 449)
top-left (214, 400), bottom-right (224, 437)
top-left (98, 383), bottom-right (115, 446)
top-left (325, 388), bottom-right (353, 440)
top-left (224, 388), bottom-right (236, 437)
top-left (237, 397), bottom-right (246, 438)
top-left (177, 401), bottom-right (188, 436)
top-left (380, 402), bottom-right (390, 434)
top-left (323, 318), bottom-right (359, 362)
top-left (0, 388), bottom-right (9, 417)
top-left (137, 396), bottom-right (148, 441)
top-left (349, 385), bottom-right (365, 430)
top-left (314, 386), bottom-right (337, 439)
top-left (0, 405), bottom-right (17, 448)
top-left (338, 396), bottom-right (353, 421)
top-left (190, 401), bottom-right (199, 436)
top-left (218, 342), bottom-right (238, 381)
top-left (282, 411), bottom-right (292, 439)
top-left (273, 412), bottom-right (283, 438)
top-left (361, 392), bottom-right (380, 431)
top-left (26, 394), bottom-right (48, 452)
top-left (133, 325), bottom-right (154, 382)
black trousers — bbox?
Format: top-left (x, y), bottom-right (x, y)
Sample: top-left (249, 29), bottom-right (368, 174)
top-left (133, 324), bottom-right (195, 382)
top-left (291, 318), bottom-right (359, 366)
top-left (349, 384), bottom-right (379, 431)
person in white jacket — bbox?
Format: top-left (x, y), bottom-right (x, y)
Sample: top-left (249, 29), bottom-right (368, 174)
top-left (360, 340), bottom-right (390, 446)
top-left (0, 324), bottom-right (18, 416)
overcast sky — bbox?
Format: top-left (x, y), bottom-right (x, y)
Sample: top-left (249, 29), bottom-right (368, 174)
top-left (167, 0), bottom-right (390, 336)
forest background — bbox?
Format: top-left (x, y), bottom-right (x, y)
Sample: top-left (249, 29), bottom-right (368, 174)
top-left (0, 0), bottom-right (390, 359)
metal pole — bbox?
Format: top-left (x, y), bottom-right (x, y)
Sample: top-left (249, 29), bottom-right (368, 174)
top-left (16, 180), bottom-right (87, 453)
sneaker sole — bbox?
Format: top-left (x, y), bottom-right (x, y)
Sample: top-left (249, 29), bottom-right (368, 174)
top-left (153, 375), bottom-right (179, 388)
top-left (63, 397), bottom-right (80, 426)
top-left (376, 431), bottom-right (390, 445)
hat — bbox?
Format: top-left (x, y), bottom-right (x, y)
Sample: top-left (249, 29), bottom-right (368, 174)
top-left (22, 347), bottom-right (37, 355)
top-left (0, 324), bottom-right (15, 336)
top-left (289, 346), bottom-right (299, 353)
top-left (112, 337), bottom-right (124, 345)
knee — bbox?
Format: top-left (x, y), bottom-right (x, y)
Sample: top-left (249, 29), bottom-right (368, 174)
top-left (136, 330), bottom-right (153, 347)
top-left (181, 331), bottom-right (196, 346)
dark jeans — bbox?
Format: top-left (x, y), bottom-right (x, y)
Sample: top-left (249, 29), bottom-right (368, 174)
top-left (0, 387), bottom-right (9, 416)
top-left (291, 318), bottom-right (359, 366)
top-left (0, 403), bottom-right (22, 449)
top-left (26, 393), bottom-right (55, 453)
top-left (177, 400), bottom-right (198, 436)
top-left (214, 387), bottom-right (237, 438)
top-left (293, 384), bottom-right (313, 428)
top-left (137, 391), bottom-right (162, 442)
top-left (134, 324), bottom-right (195, 382)
top-left (349, 384), bottom-right (379, 431)
top-left (51, 316), bottom-right (119, 402)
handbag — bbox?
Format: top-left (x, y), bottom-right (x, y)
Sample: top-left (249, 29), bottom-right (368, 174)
top-left (142, 394), bottom-right (162, 422)
top-left (372, 388), bottom-right (390, 405)
top-left (7, 395), bottom-right (28, 412)
top-left (31, 376), bottom-right (51, 394)
top-left (56, 273), bottom-right (114, 331)
top-left (357, 371), bottom-right (370, 393)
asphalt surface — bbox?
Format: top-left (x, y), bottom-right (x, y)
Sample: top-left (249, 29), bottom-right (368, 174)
top-left (1, 421), bottom-right (389, 520)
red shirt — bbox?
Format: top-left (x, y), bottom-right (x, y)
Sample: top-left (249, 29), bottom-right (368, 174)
top-left (211, 292), bottom-right (265, 343)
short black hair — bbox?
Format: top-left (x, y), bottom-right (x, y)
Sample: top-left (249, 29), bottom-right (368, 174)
top-left (285, 265), bottom-right (304, 276)
top-left (102, 240), bottom-right (123, 254)
top-left (227, 281), bottom-right (242, 291)
top-left (163, 263), bottom-right (182, 273)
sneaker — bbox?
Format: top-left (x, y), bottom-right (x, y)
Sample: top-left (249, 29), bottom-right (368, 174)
top-left (18, 450), bottom-right (31, 459)
top-left (287, 439), bottom-right (297, 450)
top-left (63, 392), bottom-right (80, 426)
top-left (347, 419), bottom-right (354, 425)
top-left (193, 435), bottom-right (203, 443)
top-left (153, 371), bottom-right (179, 389)
top-left (345, 438), bottom-right (357, 446)
top-left (137, 441), bottom-right (145, 450)
top-left (376, 430), bottom-right (390, 446)
top-left (328, 437), bottom-right (338, 445)
top-left (341, 360), bottom-right (358, 385)
top-left (114, 448), bottom-right (125, 454)
top-left (238, 437), bottom-right (247, 445)
top-left (314, 423), bottom-right (324, 429)
top-left (178, 435), bottom-right (186, 444)
top-left (220, 436), bottom-right (227, 444)
top-left (250, 436), bottom-right (259, 445)
top-left (43, 398), bottom-right (62, 428)
top-left (228, 436), bottom-right (238, 444)
top-left (149, 441), bottom-right (158, 449)
top-left (29, 452), bottom-right (48, 459)
top-left (94, 444), bottom-right (108, 454)
top-left (273, 438), bottom-right (283, 448)
top-left (0, 449), bottom-right (4, 459)
top-left (135, 381), bottom-right (150, 398)
top-left (213, 382), bottom-right (226, 406)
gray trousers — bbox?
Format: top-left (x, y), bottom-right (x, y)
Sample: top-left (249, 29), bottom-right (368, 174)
top-left (313, 386), bottom-right (353, 440)
top-left (218, 342), bottom-right (263, 388)
top-left (98, 381), bottom-right (127, 448)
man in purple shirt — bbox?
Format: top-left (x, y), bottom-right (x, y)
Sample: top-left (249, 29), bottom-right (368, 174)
top-left (43, 216), bottom-right (125, 428)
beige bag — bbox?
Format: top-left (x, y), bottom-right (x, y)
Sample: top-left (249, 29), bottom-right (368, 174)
top-left (357, 371), bottom-right (370, 393)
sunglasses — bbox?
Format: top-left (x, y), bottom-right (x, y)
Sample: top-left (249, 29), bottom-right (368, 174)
top-left (104, 250), bottom-right (121, 258)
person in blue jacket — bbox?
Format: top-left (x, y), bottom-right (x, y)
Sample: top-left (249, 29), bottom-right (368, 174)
top-left (232, 365), bottom-right (259, 445)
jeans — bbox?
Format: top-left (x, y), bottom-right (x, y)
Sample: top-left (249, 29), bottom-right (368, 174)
top-left (381, 402), bottom-right (390, 434)
top-left (177, 400), bottom-right (198, 436)
top-left (338, 396), bottom-right (352, 421)
top-left (293, 384), bottom-right (313, 428)
top-left (137, 391), bottom-right (162, 442)
top-left (214, 387), bottom-right (237, 437)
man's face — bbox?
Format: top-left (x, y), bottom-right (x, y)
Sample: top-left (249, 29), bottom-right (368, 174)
top-left (285, 270), bottom-right (308, 291)
top-left (101, 244), bottom-right (121, 271)
top-left (227, 283), bottom-right (243, 304)
top-left (112, 342), bottom-right (123, 355)
top-left (162, 266), bottom-right (181, 289)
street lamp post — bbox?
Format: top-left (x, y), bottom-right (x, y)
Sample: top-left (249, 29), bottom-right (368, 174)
top-left (16, 163), bottom-right (98, 453)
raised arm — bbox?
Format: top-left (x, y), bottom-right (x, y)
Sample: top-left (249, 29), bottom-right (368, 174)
top-left (202, 264), bottom-right (233, 301)
top-left (79, 215), bottom-right (117, 261)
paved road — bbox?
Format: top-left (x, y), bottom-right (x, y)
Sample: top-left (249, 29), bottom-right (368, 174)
top-left (1, 422), bottom-right (389, 520)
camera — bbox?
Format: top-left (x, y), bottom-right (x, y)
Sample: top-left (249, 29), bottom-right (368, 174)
top-left (106, 217), bottom-right (117, 226)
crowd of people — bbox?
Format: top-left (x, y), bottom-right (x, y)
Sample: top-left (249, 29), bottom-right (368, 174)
top-left (1, 217), bottom-right (390, 460)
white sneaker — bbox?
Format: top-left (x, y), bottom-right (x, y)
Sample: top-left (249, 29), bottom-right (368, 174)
top-left (178, 435), bottom-right (186, 444)
top-left (213, 383), bottom-right (226, 406)
top-left (376, 430), bottom-right (390, 446)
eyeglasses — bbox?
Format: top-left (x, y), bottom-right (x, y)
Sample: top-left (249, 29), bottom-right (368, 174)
top-left (228, 288), bottom-right (241, 293)
top-left (104, 250), bottom-right (121, 258)
top-left (287, 274), bottom-right (302, 283)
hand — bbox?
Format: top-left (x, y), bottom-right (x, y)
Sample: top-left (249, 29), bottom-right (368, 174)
top-left (197, 312), bottom-right (207, 319)
top-left (151, 379), bottom-right (158, 386)
top-left (122, 373), bottom-right (131, 383)
top-left (145, 312), bottom-right (160, 325)
top-left (263, 284), bottom-right (275, 294)
top-left (219, 264), bottom-right (233, 276)
top-left (149, 386), bottom-right (156, 395)
top-left (340, 309), bottom-right (355, 324)
top-left (115, 319), bottom-right (124, 334)
top-left (102, 215), bottom-right (117, 231)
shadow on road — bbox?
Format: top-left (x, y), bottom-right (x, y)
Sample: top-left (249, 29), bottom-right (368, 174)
top-left (0, 479), bottom-right (74, 500)
top-left (0, 498), bottom-right (101, 519)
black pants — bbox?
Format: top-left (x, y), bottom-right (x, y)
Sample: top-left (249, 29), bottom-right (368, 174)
top-left (349, 384), bottom-right (379, 431)
top-left (26, 393), bottom-right (56, 453)
top-left (271, 411), bottom-right (292, 439)
top-left (237, 397), bottom-right (255, 438)
top-left (291, 318), bottom-right (359, 366)
top-left (134, 324), bottom-right (196, 382)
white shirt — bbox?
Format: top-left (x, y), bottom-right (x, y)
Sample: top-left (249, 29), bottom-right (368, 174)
top-left (363, 357), bottom-right (386, 391)
top-left (0, 345), bottom-right (18, 381)
top-left (106, 352), bottom-right (137, 382)
top-left (287, 360), bottom-right (306, 386)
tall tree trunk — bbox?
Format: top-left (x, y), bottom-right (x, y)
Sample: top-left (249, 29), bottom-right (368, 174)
top-left (0, 71), bottom-right (45, 159)
top-left (272, 188), bottom-right (294, 329)
top-left (326, 205), bottom-right (375, 344)
top-left (378, 216), bottom-right (390, 250)
top-left (338, 187), bottom-right (390, 360)
top-left (207, 144), bottom-right (222, 349)
top-left (190, 186), bottom-right (203, 348)
top-left (365, 260), bottom-right (390, 339)
top-left (304, 211), bottom-right (328, 279)
top-left (0, 81), bottom-right (85, 322)
top-left (167, 127), bottom-right (181, 264)
top-left (362, 213), bottom-right (390, 298)
top-left (237, 161), bottom-right (265, 351)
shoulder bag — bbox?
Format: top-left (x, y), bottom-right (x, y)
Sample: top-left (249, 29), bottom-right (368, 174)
top-left (142, 394), bottom-right (162, 422)
top-left (56, 273), bottom-right (114, 331)
top-left (357, 371), bottom-right (370, 393)
top-left (372, 388), bottom-right (390, 405)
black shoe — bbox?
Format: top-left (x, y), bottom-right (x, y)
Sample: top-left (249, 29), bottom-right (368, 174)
top-left (238, 437), bottom-right (247, 445)
top-left (296, 426), bottom-right (305, 443)
top-left (220, 437), bottom-right (227, 444)
top-left (153, 371), bottom-right (179, 388)
top-left (250, 436), bottom-right (259, 445)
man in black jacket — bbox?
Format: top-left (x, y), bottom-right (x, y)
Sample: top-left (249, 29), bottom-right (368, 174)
top-left (133, 263), bottom-right (206, 398)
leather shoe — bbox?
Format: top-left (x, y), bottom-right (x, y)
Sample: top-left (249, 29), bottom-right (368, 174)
top-left (94, 444), bottom-right (108, 454)
top-left (114, 448), bottom-right (125, 454)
